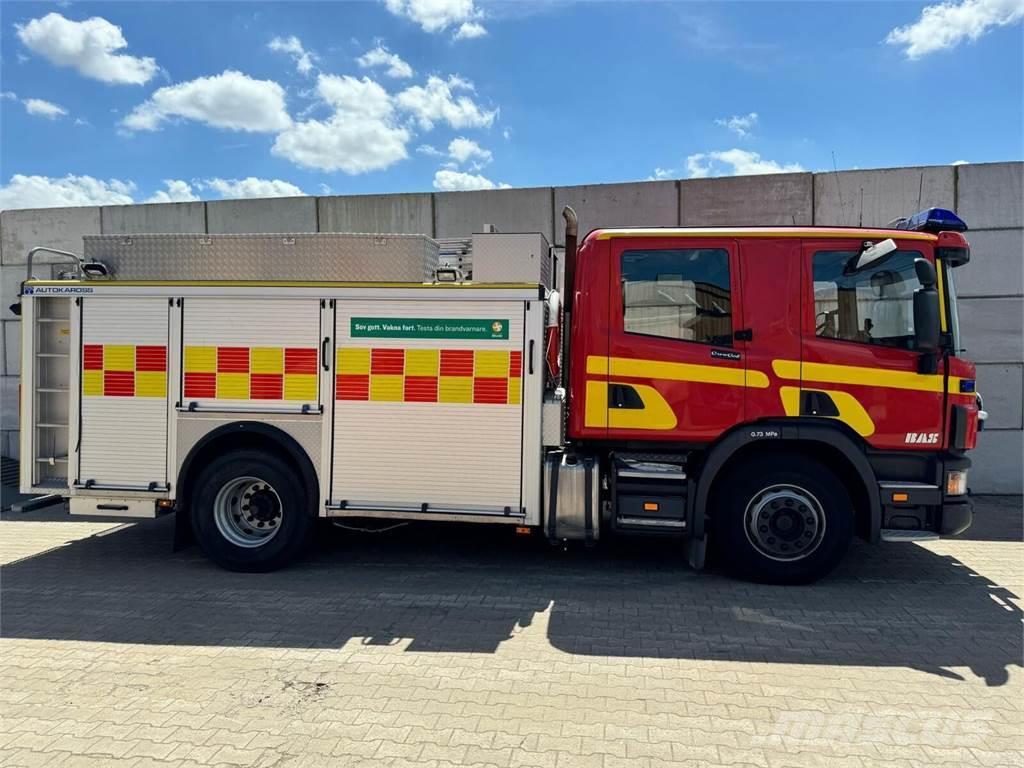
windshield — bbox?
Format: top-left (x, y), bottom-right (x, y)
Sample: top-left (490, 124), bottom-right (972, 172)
top-left (943, 261), bottom-right (963, 354)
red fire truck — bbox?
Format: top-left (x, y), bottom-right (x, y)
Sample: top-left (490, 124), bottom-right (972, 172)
top-left (15, 207), bottom-right (981, 582)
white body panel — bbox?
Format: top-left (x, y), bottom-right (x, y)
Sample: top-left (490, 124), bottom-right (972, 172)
top-left (331, 299), bottom-right (528, 515)
top-left (78, 298), bottom-right (169, 490)
top-left (20, 281), bottom-right (546, 524)
top-left (180, 298), bottom-right (323, 412)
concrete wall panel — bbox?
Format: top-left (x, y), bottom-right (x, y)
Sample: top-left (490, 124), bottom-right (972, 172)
top-left (434, 187), bottom-right (552, 240)
top-left (957, 297), bottom-right (1024, 364)
top-left (554, 181), bottom-right (677, 245)
top-left (101, 202), bottom-right (206, 234)
top-left (970, 429), bottom-right (1023, 495)
top-left (680, 173), bottom-right (812, 226)
top-left (2, 429), bottom-right (19, 461)
top-left (206, 197), bottom-right (317, 234)
top-left (813, 166), bottom-right (954, 228)
top-left (955, 228), bottom-right (1024, 298)
top-left (1, 206), bottom-right (101, 265)
top-left (1, 375), bottom-right (18, 434)
top-left (3, 320), bottom-right (19, 377)
top-left (975, 364), bottom-right (1023, 430)
top-left (319, 193), bottom-right (433, 235)
top-left (957, 162), bottom-right (1024, 230)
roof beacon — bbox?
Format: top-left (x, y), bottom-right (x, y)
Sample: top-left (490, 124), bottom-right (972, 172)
top-left (896, 207), bottom-right (968, 234)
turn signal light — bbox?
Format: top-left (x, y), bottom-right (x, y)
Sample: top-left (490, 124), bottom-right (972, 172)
top-left (946, 470), bottom-right (968, 496)
top-left (643, 502), bottom-right (659, 512)
top-left (891, 492), bottom-right (909, 503)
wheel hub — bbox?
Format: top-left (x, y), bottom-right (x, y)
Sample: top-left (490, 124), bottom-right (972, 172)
top-left (214, 477), bottom-right (283, 548)
top-left (745, 484), bottom-right (826, 562)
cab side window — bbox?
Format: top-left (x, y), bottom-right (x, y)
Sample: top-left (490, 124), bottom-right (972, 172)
top-left (621, 248), bottom-right (733, 346)
top-left (813, 250), bottom-right (922, 350)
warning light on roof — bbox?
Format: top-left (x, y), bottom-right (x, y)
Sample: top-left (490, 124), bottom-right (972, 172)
top-left (896, 208), bottom-right (968, 234)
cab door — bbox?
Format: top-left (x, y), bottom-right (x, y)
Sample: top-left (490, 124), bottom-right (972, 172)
top-left (598, 236), bottom-right (745, 443)
top-left (797, 239), bottom-right (945, 450)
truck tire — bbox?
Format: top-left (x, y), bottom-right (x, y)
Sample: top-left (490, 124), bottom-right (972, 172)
top-left (713, 453), bottom-right (853, 584)
top-left (190, 448), bottom-right (314, 572)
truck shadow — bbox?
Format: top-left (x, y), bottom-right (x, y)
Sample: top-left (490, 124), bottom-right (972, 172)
top-left (1, 502), bottom-right (1020, 687)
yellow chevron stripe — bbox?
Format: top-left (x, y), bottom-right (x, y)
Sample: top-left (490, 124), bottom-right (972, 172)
top-left (772, 359), bottom-right (957, 394)
top-left (587, 355), bottom-right (770, 389)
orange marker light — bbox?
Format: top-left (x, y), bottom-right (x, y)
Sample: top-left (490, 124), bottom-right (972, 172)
top-left (892, 492), bottom-right (909, 503)
top-left (643, 502), bottom-right (660, 511)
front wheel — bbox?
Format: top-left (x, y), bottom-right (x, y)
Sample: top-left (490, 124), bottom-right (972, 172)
top-left (190, 448), bottom-right (314, 572)
top-left (713, 453), bottom-right (853, 584)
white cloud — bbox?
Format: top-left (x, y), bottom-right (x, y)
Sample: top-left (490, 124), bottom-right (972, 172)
top-left (22, 98), bottom-right (68, 119)
top-left (648, 167), bottom-right (675, 181)
top-left (201, 177), bottom-right (305, 199)
top-left (145, 179), bottom-right (199, 203)
top-left (74, 117), bottom-right (91, 127)
top-left (0, 173), bottom-right (135, 210)
top-left (384, 0), bottom-right (487, 38)
top-left (416, 143), bottom-right (444, 156)
top-left (395, 75), bottom-right (497, 130)
top-left (268, 35), bottom-right (316, 75)
top-left (685, 149), bottom-right (804, 178)
top-left (357, 44), bottom-right (414, 78)
top-left (15, 12), bottom-right (158, 85)
top-left (714, 112), bottom-right (758, 138)
top-left (1, 91), bottom-right (18, 101)
top-left (502, 127), bottom-right (512, 140)
top-left (886, 0), bottom-right (1024, 59)
top-left (433, 169), bottom-right (509, 191)
top-left (454, 22), bottom-right (487, 39)
top-left (448, 136), bottom-right (491, 165)
top-left (272, 74), bottom-right (411, 173)
top-left (951, 159), bottom-right (971, 165)
top-left (122, 70), bottom-right (291, 133)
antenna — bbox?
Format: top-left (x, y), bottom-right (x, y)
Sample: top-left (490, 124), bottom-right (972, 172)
top-left (831, 151), bottom-right (846, 226)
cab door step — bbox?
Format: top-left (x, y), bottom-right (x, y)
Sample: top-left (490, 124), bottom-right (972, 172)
top-left (880, 529), bottom-right (940, 543)
top-left (612, 453), bottom-right (689, 534)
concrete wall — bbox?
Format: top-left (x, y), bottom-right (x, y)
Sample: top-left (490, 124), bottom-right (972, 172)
top-left (2, 162), bottom-right (1021, 491)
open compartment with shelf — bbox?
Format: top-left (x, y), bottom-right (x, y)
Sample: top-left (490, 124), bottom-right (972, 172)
top-left (30, 297), bottom-right (72, 489)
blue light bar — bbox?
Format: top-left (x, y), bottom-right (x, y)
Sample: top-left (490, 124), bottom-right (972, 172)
top-left (896, 207), bottom-right (968, 233)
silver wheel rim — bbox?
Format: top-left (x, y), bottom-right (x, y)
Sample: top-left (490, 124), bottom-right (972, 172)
top-left (213, 476), bottom-right (283, 549)
top-left (744, 484), bottom-right (826, 562)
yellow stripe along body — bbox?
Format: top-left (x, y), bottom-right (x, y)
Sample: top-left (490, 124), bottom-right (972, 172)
top-left (584, 355), bottom-right (955, 434)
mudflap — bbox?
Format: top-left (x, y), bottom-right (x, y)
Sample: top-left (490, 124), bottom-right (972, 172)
top-left (172, 508), bottom-right (194, 552)
top-left (687, 535), bottom-right (707, 571)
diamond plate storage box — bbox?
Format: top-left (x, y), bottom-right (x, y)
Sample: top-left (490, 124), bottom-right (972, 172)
top-left (82, 233), bottom-right (441, 282)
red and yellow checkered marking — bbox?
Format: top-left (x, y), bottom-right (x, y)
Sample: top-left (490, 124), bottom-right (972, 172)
top-left (183, 346), bottom-right (317, 401)
top-left (336, 348), bottom-right (521, 405)
top-left (82, 344), bottom-right (167, 398)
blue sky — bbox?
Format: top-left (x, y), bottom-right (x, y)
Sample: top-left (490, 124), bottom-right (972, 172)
top-left (1, 0), bottom-right (1022, 209)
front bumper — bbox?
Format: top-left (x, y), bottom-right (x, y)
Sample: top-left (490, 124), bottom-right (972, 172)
top-left (939, 495), bottom-right (973, 536)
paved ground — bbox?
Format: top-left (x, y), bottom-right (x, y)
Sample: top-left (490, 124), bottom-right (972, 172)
top-left (0, 496), bottom-right (1021, 768)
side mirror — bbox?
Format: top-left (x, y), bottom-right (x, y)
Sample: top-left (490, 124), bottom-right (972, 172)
top-left (913, 260), bottom-right (940, 361)
top-left (914, 257), bottom-right (937, 288)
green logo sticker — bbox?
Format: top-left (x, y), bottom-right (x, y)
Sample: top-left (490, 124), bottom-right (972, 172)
top-left (350, 317), bottom-right (510, 340)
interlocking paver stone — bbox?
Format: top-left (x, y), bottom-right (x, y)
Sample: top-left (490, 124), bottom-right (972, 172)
top-left (1, 496), bottom-right (1021, 767)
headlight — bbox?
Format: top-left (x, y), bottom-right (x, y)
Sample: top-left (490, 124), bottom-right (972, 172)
top-left (946, 470), bottom-right (968, 496)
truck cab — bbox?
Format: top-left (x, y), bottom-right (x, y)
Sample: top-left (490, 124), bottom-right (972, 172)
top-left (558, 208), bottom-right (978, 581)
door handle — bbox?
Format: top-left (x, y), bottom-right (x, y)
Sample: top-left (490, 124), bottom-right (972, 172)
top-left (734, 328), bottom-right (753, 342)
top-left (321, 336), bottom-right (330, 371)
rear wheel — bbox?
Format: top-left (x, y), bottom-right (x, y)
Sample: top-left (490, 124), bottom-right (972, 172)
top-left (713, 453), bottom-right (853, 584)
top-left (191, 448), bottom-right (313, 572)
